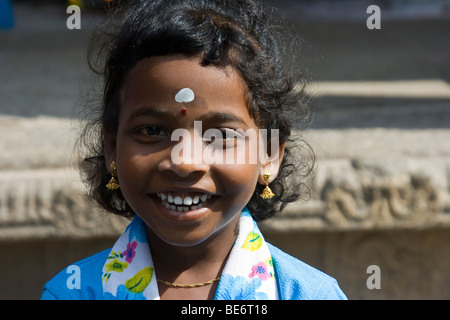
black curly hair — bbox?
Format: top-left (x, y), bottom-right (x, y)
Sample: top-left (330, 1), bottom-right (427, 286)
top-left (77, 0), bottom-right (315, 222)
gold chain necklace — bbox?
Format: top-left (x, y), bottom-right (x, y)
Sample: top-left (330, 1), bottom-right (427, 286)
top-left (157, 276), bottom-right (221, 288)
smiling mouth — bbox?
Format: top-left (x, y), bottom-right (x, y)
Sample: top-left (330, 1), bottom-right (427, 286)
top-left (156, 192), bottom-right (213, 212)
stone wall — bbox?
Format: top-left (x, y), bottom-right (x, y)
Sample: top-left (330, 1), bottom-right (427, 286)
top-left (1, 2), bottom-right (449, 299)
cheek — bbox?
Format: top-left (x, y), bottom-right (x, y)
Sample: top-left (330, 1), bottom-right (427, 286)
top-left (116, 158), bottom-right (147, 203)
top-left (212, 164), bottom-right (259, 223)
top-left (219, 163), bottom-right (260, 198)
top-left (114, 140), bottom-right (157, 190)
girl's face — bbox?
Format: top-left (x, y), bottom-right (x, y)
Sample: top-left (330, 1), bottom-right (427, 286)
top-left (105, 55), bottom-right (280, 247)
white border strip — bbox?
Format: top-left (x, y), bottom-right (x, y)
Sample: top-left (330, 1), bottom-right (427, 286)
top-left (304, 79), bottom-right (450, 98)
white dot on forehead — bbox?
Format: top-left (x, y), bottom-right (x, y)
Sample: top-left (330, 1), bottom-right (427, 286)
top-left (175, 88), bottom-right (195, 103)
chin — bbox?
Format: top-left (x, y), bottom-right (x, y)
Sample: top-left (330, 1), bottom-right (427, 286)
top-left (145, 215), bottom-right (239, 249)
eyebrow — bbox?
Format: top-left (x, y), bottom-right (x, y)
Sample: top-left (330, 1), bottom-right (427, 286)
top-left (126, 107), bottom-right (177, 122)
top-left (201, 112), bottom-right (248, 126)
top-left (127, 107), bottom-right (248, 126)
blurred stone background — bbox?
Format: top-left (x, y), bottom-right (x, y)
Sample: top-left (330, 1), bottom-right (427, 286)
top-left (1, 0), bottom-right (449, 299)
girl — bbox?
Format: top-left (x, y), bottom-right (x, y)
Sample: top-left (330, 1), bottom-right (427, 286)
top-left (41, 0), bottom-right (346, 300)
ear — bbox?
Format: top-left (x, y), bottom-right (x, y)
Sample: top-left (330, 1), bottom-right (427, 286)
top-left (258, 141), bottom-right (285, 185)
top-left (103, 126), bottom-right (117, 171)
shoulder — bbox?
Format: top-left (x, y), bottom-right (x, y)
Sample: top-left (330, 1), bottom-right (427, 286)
top-left (268, 243), bottom-right (347, 300)
top-left (40, 248), bottom-right (110, 300)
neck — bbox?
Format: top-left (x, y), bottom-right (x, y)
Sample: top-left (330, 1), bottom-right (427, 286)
top-left (145, 217), bottom-right (240, 283)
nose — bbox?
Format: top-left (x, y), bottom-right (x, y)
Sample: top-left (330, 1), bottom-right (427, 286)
top-left (158, 158), bottom-right (209, 178)
top-left (158, 128), bottom-right (209, 178)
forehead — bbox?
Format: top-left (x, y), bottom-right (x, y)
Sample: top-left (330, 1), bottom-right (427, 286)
top-left (120, 55), bottom-right (249, 110)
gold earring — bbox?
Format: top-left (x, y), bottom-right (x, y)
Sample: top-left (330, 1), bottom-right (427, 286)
top-left (260, 169), bottom-right (275, 199)
top-left (106, 161), bottom-right (120, 190)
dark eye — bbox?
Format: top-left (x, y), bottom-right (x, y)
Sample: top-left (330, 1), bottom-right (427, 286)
top-left (203, 128), bottom-right (240, 149)
top-left (220, 128), bottom-right (241, 141)
top-left (218, 129), bottom-right (228, 140)
top-left (139, 126), bottom-right (167, 136)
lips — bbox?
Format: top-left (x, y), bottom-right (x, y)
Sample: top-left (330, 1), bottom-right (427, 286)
top-left (156, 192), bottom-right (213, 212)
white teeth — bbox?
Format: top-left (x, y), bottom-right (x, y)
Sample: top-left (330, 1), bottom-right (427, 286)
top-left (157, 193), bottom-right (211, 203)
top-left (156, 192), bottom-right (212, 212)
top-left (183, 196), bottom-right (193, 205)
top-left (174, 196), bottom-right (183, 205)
